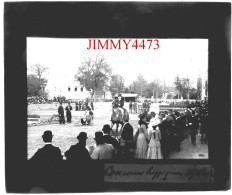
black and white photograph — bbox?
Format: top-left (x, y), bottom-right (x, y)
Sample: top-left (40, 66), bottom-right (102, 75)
top-left (27, 38), bottom-right (209, 161)
top-left (4, 1), bottom-right (230, 193)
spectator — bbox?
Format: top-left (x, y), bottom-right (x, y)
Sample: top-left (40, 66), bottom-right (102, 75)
top-left (91, 132), bottom-right (114, 160)
top-left (65, 102), bottom-right (72, 123)
top-left (147, 121), bottom-right (162, 159)
top-left (134, 113), bottom-right (149, 159)
top-left (120, 118), bottom-right (134, 159)
top-left (90, 101), bottom-right (94, 110)
top-left (102, 124), bottom-right (121, 157)
top-left (58, 102), bottom-right (65, 124)
top-left (75, 101), bottom-right (79, 111)
top-left (174, 111), bottom-right (184, 151)
top-left (190, 110), bottom-right (199, 145)
top-left (158, 113), bottom-right (171, 159)
top-left (129, 101), bottom-right (133, 113)
top-left (64, 132), bottom-right (91, 161)
top-left (148, 112), bottom-right (160, 131)
top-left (133, 102), bottom-right (138, 114)
top-left (30, 130), bottom-right (63, 162)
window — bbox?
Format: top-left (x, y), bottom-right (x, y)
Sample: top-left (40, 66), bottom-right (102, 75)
top-left (68, 87), bottom-right (71, 92)
top-left (75, 87), bottom-right (77, 92)
top-left (81, 87), bottom-right (83, 92)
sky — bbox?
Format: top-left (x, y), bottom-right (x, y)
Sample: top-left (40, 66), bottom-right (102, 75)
top-left (27, 38), bottom-right (208, 88)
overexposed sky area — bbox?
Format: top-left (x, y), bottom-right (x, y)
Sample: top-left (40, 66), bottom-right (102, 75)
top-left (27, 38), bottom-right (208, 87)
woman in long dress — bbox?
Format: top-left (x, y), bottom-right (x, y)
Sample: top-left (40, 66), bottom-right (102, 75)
top-left (147, 122), bottom-right (163, 159)
top-left (134, 113), bottom-right (149, 159)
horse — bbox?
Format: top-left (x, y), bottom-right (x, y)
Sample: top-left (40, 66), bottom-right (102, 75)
top-left (111, 107), bottom-right (129, 137)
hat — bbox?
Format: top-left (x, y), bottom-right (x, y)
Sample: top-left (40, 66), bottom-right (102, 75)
top-left (94, 131), bottom-right (104, 141)
top-left (42, 130), bottom-right (53, 138)
top-left (102, 124), bottom-right (112, 134)
top-left (77, 132), bottom-right (88, 140)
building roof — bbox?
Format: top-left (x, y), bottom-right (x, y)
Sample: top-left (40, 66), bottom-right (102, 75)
top-left (121, 93), bottom-right (138, 97)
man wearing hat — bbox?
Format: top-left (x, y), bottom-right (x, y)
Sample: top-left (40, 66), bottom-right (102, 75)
top-left (65, 102), bottom-right (72, 123)
top-left (118, 94), bottom-right (124, 108)
top-left (30, 130), bottom-right (63, 162)
top-left (102, 124), bottom-right (120, 157)
top-left (91, 131), bottom-right (114, 159)
top-left (112, 94), bottom-right (120, 108)
top-left (58, 102), bottom-right (65, 124)
top-left (64, 132), bottom-right (91, 161)
top-left (158, 113), bottom-right (172, 159)
top-left (120, 118), bottom-right (134, 159)
top-left (173, 111), bottom-right (184, 151)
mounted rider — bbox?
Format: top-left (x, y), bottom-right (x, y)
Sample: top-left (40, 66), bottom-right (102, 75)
top-left (112, 94), bottom-right (120, 108)
top-left (118, 93), bottom-right (124, 108)
top-left (112, 93), bottom-right (125, 120)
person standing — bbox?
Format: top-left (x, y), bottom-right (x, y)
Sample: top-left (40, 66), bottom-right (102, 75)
top-left (91, 132), bottom-right (114, 160)
top-left (174, 111), bottom-right (184, 152)
top-left (79, 101), bottom-right (82, 111)
top-left (75, 101), bottom-right (79, 111)
top-left (147, 121), bottom-right (162, 159)
top-left (133, 102), bottom-right (138, 114)
top-left (190, 110), bottom-right (199, 145)
top-left (64, 132), bottom-right (91, 161)
top-left (185, 106), bottom-right (193, 138)
top-left (102, 124), bottom-right (121, 157)
top-left (58, 102), bottom-right (65, 124)
top-left (90, 100), bottom-right (94, 111)
top-left (120, 119), bottom-right (134, 159)
top-left (129, 101), bottom-right (133, 113)
top-left (65, 102), bottom-right (72, 123)
top-left (30, 130), bottom-right (63, 162)
top-left (159, 113), bottom-right (171, 159)
top-left (134, 113), bottom-right (148, 159)
top-left (200, 109), bottom-right (208, 144)
top-left (142, 100), bottom-right (147, 113)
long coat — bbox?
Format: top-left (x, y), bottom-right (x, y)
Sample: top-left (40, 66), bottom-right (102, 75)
top-left (58, 105), bottom-right (64, 116)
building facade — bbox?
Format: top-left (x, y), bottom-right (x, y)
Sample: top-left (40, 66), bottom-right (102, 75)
top-left (46, 80), bottom-right (90, 100)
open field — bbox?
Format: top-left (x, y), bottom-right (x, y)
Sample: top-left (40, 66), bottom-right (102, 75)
top-left (28, 102), bottom-right (208, 159)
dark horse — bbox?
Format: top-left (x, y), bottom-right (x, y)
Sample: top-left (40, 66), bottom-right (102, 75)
top-left (111, 107), bottom-right (129, 137)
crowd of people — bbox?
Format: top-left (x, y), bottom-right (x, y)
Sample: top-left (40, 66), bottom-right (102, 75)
top-left (57, 102), bottom-right (94, 125)
top-left (75, 100), bottom-right (94, 111)
top-left (129, 100), bottom-right (151, 114)
top-left (30, 100), bottom-right (208, 161)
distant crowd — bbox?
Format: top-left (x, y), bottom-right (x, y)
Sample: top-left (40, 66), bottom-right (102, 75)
top-left (57, 101), bottom-right (94, 125)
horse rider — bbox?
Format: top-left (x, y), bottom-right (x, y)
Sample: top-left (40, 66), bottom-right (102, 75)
top-left (118, 94), bottom-right (126, 121)
top-left (112, 94), bottom-right (120, 108)
top-left (118, 94), bottom-right (124, 108)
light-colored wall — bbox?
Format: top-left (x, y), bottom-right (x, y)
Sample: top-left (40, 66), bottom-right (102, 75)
top-left (46, 81), bottom-right (90, 100)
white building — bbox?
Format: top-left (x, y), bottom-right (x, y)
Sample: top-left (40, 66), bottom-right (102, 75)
top-left (45, 75), bottom-right (91, 100)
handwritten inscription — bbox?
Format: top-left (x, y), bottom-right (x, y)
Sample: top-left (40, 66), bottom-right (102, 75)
top-left (104, 164), bottom-right (214, 183)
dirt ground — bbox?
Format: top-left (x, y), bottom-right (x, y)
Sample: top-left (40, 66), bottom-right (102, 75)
top-left (27, 102), bottom-right (208, 159)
